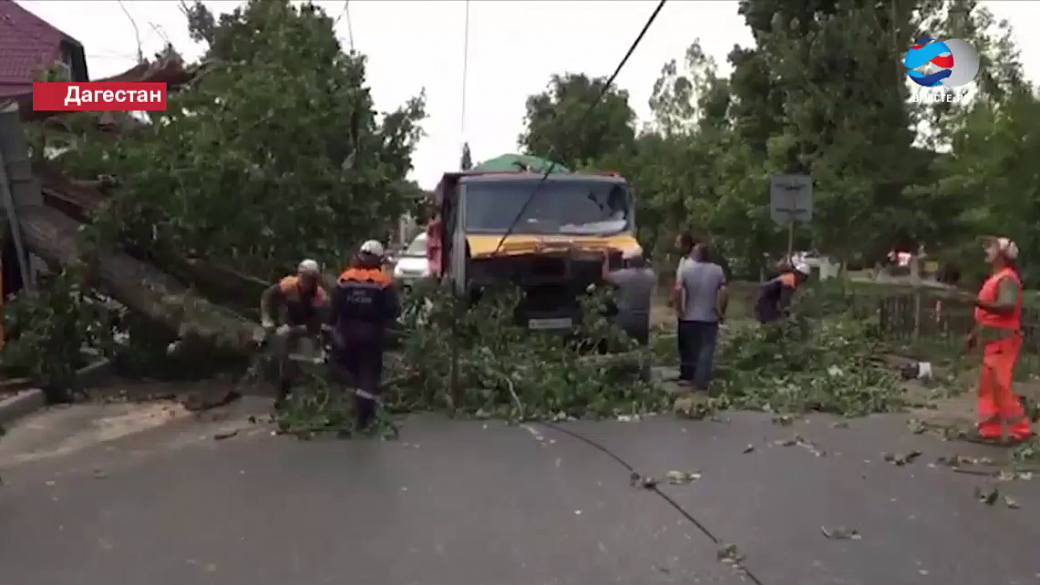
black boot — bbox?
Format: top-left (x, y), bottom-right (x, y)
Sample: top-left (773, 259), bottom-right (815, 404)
top-left (274, 379), bottom-right (292, 410)
top-left (354, 395), bottom-right (376, 432)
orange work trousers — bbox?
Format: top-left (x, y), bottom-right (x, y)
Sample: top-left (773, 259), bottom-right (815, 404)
top-left (977, 334), bottom-right (1032, 440)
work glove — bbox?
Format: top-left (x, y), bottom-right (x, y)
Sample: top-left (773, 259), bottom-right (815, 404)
top-left (319, 324), bottom-right (338, 350)
top-left (261, 317), bottom-right (276, 332)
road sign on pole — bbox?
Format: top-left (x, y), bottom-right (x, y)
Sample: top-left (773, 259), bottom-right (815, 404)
top-left (769, 174), bottom-right (813, 258)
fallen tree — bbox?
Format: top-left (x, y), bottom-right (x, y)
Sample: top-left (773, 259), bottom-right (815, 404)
top-left (1, 0), bottom-right (428, 390)
top-left (18, 205), bottom-right (262, 353)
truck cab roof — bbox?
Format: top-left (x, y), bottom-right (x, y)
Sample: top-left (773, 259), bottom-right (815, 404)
top-left (458, 172), bottom-right (625, 184)
top-left (439, 170), bottom-right (625, 184)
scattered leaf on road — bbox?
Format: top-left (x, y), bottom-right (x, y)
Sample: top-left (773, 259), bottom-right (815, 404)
top-left (774, 434), bottom-right (827, 456)
top-left (906, 418), bottom-right (927, 434)
top-left (772, 414), bottom-right (795, 426)
top-left (214, 430), bottom-right (239, 441)
top-left (1004, 496), bottom-right (1021, 509)
top-left (666, 470), bottom-right (702, 485)
top-left (830, 421), bottom-right (849, 429)
top-left (743, 444), bottom-right (755, 454)
top-left (821, 526), bottom-right (862, 540)
top-left (937, 455), bottom-right (994, 468)
top-left (883, 451), bottom-right (922, 466)
top-left (805, 444), bottom-right (827, 457)
top-left (717, 543), bottom-right (745, 564)
top-left (1012, 440), bottom-right (1039, 462)
top-left (974, 486), bottom-right (999, 505)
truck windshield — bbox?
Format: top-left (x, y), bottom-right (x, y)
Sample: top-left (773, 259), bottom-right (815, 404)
top-left (463, 179), bottom-right (631, 235)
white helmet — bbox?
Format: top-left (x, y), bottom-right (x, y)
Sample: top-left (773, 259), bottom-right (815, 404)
top-left (297, 259), bottom-right (320, 275)
top-left (996, 237), bottom-right (1019, 260)
top-left (794, 262), bottom-right (811, 276)
top-left (360, 240), bottom-right (385, 257)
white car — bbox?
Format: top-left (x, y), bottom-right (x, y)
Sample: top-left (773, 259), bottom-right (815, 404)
top-left (393, 233), bottom-right (431, 282)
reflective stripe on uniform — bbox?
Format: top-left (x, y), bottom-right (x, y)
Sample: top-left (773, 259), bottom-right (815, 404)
top-left (338, 268), bottom-right (393, 288)
top-left (340, 280), bottom-right (386, 290)
top-left (979, 327), bottom-right (1018, 345)
top-left (278, 275), bottom-right (329, 305)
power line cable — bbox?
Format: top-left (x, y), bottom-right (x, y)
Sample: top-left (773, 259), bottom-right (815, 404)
top-left (460, 0), bottom-right (470, 137)
top-left (148, 21), bottom-right (171, 46)
top-left (345, 0), bottom-right (355, 52)
top-left (116, 0), bottom-right (144, 63)
top-left (334, 0), bottom-right (354, 52)
top-left (490, 0), bottom-right (667, 255)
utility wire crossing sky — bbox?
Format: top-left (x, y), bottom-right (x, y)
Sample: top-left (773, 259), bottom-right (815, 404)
top-left (16, 0), bottom-right (1040, 190)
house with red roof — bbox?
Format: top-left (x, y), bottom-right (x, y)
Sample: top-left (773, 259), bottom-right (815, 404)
top-left (0, 0), bottom-right (88, 99)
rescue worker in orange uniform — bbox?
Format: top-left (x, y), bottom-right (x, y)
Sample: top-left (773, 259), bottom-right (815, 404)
top-left (754, 261), bottom-right (811, 324)
top-left (962, 237), bottom-right (1034, 443)
top-left (330, 240), bottom-right (400, 430)
top-left (259, 259), bottom-right (329, 408)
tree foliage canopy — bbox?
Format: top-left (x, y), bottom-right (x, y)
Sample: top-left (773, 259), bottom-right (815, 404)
top-left (517, 0), bottom-right (1040, 283)
top-left (518, 73), bottom-right (636, 170)
top-left (82, 0), bottom-right (427, 279)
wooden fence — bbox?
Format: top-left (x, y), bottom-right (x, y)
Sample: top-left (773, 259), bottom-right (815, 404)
top-left (874, 290), bottom-right (1040, 378)
top-left (723, 279), bottom-right (1040, 378)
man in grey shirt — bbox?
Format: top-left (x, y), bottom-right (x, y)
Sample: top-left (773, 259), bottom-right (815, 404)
top-left (672, 243), bottom-right (728, 390)
top-left (605, 246), bottom-right (656, 345)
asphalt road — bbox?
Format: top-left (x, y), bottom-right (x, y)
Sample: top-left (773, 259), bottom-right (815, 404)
top-left (1, 399), bottom-right (1038, 585)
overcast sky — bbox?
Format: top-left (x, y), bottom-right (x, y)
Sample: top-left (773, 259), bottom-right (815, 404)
top-left (16, 0), bottom-right (1040, 190)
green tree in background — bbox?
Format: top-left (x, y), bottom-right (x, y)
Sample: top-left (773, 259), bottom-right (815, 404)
top-left (518, 0), bottom-right (1039, 284)
top-left (518, 73), bottom-right (636, 169)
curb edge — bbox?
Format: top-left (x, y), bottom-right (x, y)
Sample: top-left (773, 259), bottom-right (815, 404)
top-left (0, 388), bottom-right (45, 426)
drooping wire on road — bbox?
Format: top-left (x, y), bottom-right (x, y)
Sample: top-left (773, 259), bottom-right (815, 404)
top-left (541, 421), bottom-right (769, 585)
top-left (490, 0), bottom-right (667, 256)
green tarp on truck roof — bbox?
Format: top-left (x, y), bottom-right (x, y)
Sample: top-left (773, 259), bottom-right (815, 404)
top-left (473, 154), bottom-right (570, 174)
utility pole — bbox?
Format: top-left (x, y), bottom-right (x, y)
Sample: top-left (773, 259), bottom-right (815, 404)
top-left (460, 143), bottom-right (472, 171)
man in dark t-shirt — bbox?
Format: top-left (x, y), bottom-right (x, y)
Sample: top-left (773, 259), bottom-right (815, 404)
top-left (755, 262), bottom-right (810, 324)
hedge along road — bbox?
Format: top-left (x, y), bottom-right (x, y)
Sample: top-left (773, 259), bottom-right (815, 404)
top-left (1, 392), bottom-right (1039, 585)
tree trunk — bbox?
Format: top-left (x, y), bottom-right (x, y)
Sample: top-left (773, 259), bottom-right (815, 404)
top-left (17, 205), bottom-right (262, 354)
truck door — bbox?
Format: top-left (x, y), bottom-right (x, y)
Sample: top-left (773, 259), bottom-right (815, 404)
top-left (450, 186), bottom-right (468, 296)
